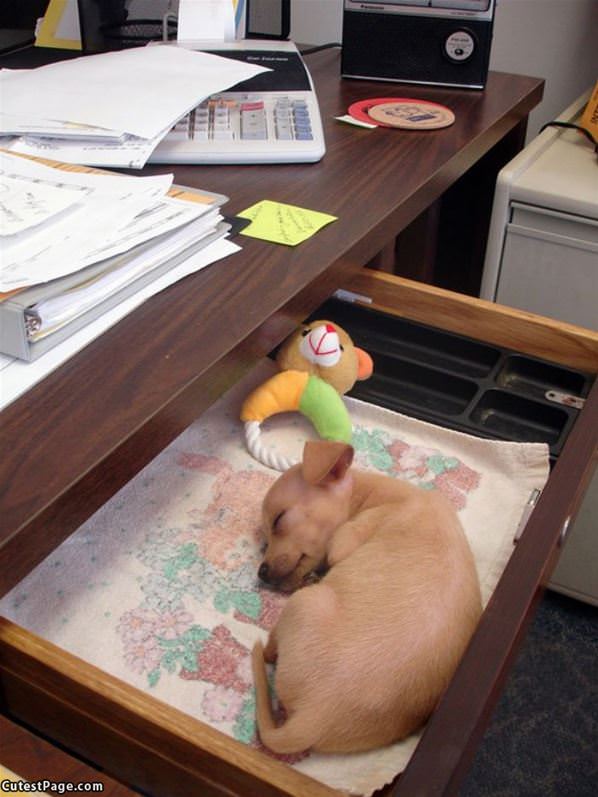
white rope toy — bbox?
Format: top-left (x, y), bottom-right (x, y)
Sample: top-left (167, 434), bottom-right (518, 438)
top-left (244, 420), bottom-right (297, 472)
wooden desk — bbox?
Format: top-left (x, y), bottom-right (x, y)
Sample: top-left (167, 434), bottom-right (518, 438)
top-left (0, 49), bottom-right (544, 596)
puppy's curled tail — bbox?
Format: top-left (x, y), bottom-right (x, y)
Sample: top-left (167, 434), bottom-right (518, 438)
top-left (252, 641), bottom-right (315, 755)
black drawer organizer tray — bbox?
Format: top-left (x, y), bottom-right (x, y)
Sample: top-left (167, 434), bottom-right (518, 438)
top-left (308, 299), bottom-right (594, 463)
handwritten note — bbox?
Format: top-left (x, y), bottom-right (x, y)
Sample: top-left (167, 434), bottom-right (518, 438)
top-left (238, 200), bottom-right (337, 246)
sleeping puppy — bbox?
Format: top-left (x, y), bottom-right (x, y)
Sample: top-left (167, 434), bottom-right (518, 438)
top-left (252, 440), bottom-right (482, 754)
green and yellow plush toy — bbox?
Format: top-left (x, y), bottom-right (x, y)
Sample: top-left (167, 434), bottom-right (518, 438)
top-left (241, 320), bottom-right (373, 470)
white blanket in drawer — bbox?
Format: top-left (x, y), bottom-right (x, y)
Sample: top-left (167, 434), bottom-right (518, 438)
top-left (0, 360), bottom-right (550, 796)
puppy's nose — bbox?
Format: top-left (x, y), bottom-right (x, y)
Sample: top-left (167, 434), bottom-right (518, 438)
top-left (258, 562), bottom-right (271, 583)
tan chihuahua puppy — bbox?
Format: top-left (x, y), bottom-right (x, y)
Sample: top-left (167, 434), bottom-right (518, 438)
top-left (252, 440), bottom-right (482, 754)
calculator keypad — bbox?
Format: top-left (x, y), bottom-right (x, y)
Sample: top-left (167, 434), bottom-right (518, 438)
top-left (176, 94), bottom-right (315, 143)
top-left (153, 88), bottom-right (324, 164)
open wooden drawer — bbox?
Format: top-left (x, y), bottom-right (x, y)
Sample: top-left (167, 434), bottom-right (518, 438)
top-left (1, 269), bottom-right (597, 797)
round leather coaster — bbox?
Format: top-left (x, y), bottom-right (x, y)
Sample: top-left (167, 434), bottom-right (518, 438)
top-left (348, 97), bottom-right (411, 126)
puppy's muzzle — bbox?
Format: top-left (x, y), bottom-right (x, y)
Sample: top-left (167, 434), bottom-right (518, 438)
top-left (257, 553), bottom-right (294, 585)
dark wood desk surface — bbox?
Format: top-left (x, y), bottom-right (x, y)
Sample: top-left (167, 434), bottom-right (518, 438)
top-left (0, 715), bottom-right (138, 795)
top-left (0, 49), bottom-right (543, 595)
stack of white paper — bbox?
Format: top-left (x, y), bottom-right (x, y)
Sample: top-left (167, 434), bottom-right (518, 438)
top-left (0, 150), bottom-right (241, 395)
top-left (0, 45), bottom-right (269, 168)
top-left (1, 153), bottom-right (176, 291)
top-left (0, 236), bottom-right (240, 410)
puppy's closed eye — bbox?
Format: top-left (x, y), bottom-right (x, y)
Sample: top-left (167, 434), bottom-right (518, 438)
top-left (272, 511), bottom-right (285, 534)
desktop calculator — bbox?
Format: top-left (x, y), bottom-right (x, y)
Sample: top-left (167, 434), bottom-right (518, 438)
top-left (149, 41), bottom-right (326, 165)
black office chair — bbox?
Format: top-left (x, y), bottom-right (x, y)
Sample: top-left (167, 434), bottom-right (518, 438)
top-left (78, 0), bottom-right (176, 51)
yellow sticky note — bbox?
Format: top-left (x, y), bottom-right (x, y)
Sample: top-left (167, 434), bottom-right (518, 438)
top-left (238, 200), bottom-right (337, 246)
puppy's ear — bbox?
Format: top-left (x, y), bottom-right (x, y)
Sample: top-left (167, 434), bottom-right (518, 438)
top-left (302, 441), bottom-right (354, 486)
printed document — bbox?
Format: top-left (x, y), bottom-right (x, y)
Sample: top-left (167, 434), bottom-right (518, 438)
top-left (0, 45), bottom-right (269, 140)
top-left (0, 173), bottom-right (84, 236)
top-left (6, 127), bottom-right (169, 170)
top-left (0, 151), bottom-right (181, 290)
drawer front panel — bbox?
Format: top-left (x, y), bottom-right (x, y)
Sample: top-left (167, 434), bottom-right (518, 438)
top-left (497, 226), bottom-right (598, 330)
top-left (510, 203), bottom-right (598, 244)
top-left (346, 270), bottom-right (598, 373)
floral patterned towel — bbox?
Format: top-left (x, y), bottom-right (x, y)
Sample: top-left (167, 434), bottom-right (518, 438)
top-left (0, 360), bottom-right (550, 796)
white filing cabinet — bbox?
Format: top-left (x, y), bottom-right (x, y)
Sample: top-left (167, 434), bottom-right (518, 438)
top-left (482, 92), bottom-right (598, 328)
top-left (482, 91), bottom-right (598, 605)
